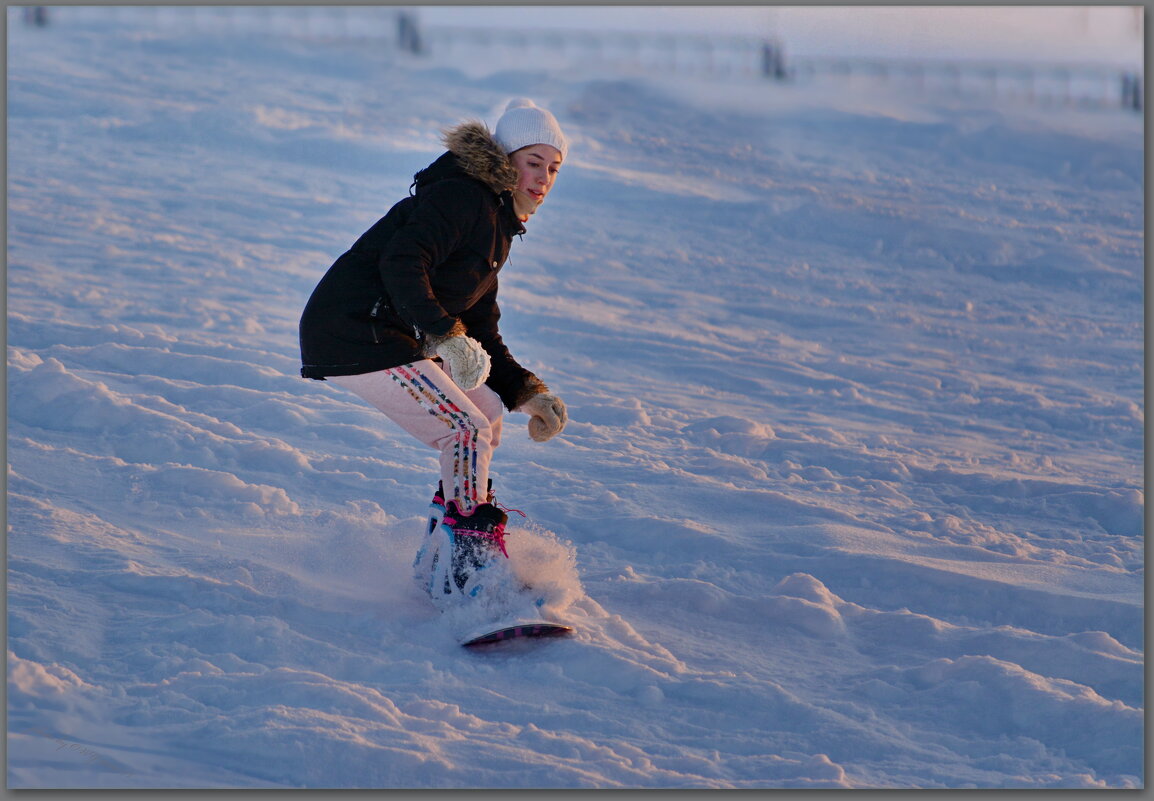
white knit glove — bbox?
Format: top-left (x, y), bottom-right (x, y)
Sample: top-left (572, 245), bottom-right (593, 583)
top-left (519, 392), bottom-right (567, 442)
top-left (434, 334), bottom-right (490, 392)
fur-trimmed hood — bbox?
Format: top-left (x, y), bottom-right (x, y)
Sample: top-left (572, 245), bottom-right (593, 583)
top-left (426, 121), bottom-right (519, 196)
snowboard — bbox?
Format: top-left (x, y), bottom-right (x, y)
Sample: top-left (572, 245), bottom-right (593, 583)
top-left (461, 620), bottom-right (574, 647)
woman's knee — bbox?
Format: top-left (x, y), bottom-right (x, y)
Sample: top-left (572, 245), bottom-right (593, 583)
top-left (466, 384), bottom-right (506, 426)
top-left (438, 411), bottom-right (495, 454)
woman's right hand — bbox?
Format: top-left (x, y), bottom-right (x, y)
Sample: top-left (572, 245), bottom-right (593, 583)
top-left (433, 333), bottom-right (491, 391)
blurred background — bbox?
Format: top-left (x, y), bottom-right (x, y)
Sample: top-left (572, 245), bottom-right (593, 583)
top-left (417, 5), bottom-right (1144, 64)
top-left (15, 5), bottom-right (1145, 110)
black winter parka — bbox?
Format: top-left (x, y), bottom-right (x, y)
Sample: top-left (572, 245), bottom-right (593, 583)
top-left (299, 123), bottom-right (544, 412)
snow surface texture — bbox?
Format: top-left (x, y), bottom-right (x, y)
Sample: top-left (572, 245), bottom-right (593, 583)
top-left (7, 9), bottom-right (1144, 790)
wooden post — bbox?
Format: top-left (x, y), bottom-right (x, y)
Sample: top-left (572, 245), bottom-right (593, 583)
top-left (1121, 72), bottom-right (1143, 111)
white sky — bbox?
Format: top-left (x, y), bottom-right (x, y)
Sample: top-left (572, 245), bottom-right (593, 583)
top-left (416, 5), bottom-right (1144, 66)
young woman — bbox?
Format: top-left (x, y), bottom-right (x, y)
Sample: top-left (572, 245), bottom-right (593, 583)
top-left (299, 98), bottom-right (569, 608)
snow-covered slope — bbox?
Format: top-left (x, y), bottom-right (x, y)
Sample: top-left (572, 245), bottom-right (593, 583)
top-left (7, 10), bottom-right (1143, 789)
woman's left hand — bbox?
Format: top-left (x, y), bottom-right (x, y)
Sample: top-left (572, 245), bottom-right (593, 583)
top-left (519, 392), bottom-right (567, 442)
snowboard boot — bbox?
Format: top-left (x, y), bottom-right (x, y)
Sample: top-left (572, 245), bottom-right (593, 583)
top-left (424, 480), bottom-right (492, 531)
top-left (411, 482), bottom-right (448, 592)
top-left (444, 500), bottom-right (541, 613)
top-left (420, 480), bottom-right (495, 540)
top-left (441, 500), bottom-right (510, 597)
top-left (414, 482), bottom-right (505, 603)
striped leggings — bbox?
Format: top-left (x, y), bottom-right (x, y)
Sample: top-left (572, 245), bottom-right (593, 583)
top-left (328, 360), bottom-right (504, 514)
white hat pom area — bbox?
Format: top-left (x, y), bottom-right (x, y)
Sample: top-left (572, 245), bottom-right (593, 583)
top-left (494, 98), bottom-right (568, 159)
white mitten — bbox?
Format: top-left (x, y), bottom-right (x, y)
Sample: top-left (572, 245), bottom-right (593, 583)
top-left (434, 334), bottom-right (491, 391)
top-left (519, 392), bottom-right (567, 442)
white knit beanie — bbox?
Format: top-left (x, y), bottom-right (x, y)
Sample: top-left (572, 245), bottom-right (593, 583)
top-left (494, 98), bottom-right (568, 159)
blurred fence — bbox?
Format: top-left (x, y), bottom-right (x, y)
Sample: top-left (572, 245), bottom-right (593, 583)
top-left (420, 24), bottom-right (789, 81)
top-left (17, 5), bottom-right (414, 42)
top-left (422, 23), bottom-right (1143, 112)
top-left (18, 5), bottom-right (1142, 111)
top-left (791, 56), bottom-right (1143, 111)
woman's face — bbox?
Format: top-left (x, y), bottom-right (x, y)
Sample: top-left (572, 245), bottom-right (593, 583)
top-left (509, 144), bottom-right (563, 212)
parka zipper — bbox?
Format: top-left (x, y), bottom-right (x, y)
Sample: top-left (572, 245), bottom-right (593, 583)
top-left (370, 295), bottom-right (422, 344)
top-left (369, 297), bottom-right (383, 344)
